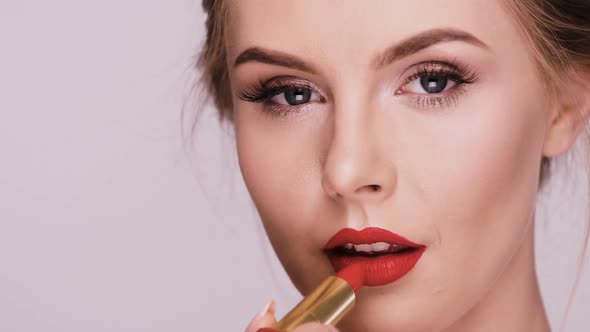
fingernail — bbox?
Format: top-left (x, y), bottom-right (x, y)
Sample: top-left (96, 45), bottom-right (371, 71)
top-left (253, 300), bottom-right (273, 322)
top-left (245, 300), bottom-right (273, 332)
top-left (256, 329), bottom-right (280, 332)
top-left (268, 300), bottom-right (276, 315)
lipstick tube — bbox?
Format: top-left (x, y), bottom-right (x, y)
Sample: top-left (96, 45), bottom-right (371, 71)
top-left (271, 275), bottom-right (356, 331)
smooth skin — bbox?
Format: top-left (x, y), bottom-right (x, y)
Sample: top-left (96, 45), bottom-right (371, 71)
top-left (227, 1), bottom-right (590, 331)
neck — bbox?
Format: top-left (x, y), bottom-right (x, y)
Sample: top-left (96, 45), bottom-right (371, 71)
top-left (445, 214), bottom-right (550, 332)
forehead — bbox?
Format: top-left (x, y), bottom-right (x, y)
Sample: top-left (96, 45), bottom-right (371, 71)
top-left (226, 0), bottom-right (521, 66)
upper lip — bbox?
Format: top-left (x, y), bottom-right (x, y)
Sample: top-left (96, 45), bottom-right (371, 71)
top-left (324, 227), bottom-right (424, 250)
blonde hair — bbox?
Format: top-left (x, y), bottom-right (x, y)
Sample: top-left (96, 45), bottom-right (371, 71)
top-left (501, 1), bottom-right (590, 329)
top-left (193, 0), bottom-right (590, 329)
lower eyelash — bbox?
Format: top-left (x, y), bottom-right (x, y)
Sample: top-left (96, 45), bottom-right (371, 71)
top-left (401, 60), bottom-right (480, 111)
top-left (239, 77), bottom-right (322, 118)
top-left (261, 103), bottom-right (306, 118)
top-left (240, 59), bottom-right (479, 115)
top-left (412, 85), bottom-right (468, 110)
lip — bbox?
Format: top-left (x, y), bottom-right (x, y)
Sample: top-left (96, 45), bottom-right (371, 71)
top-left (324, 227), bottom-right (426, 287)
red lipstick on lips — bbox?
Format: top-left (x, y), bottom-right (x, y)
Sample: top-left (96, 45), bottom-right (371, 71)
top-left (324, 227), bottom-right (426, 287)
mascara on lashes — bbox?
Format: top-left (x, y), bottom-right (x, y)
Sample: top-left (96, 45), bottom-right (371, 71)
top-left (239, 60), bottom-right (481, 114)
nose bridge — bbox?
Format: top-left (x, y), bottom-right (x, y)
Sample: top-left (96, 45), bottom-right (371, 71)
top-left (321, 86), bottom-right (395, 203)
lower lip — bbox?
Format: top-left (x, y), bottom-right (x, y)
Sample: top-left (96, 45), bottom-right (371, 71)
top-left (326, 248), bottom-right (426, 287)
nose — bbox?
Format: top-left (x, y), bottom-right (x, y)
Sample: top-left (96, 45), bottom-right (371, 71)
top-left (321, 102), bottom-right (396, 204)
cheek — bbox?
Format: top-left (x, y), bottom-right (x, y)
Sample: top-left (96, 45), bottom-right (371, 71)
top-left (406, 83), bottom-right (549, 319)
top-left (234, 110), bottom-right (331, 287)
top-left (432, 96), bottom-right (544, 217)
top-left (235, 112), bottom-right (321, 220)
top-left (443, 84), bottom-right (547, 227)
top-left (235, 117), bottom-right (304, 223)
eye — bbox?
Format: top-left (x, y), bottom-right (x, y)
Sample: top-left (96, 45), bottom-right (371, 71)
top-left (270, 87), bottom-right (320, 106)
top-left (403, 74), bottom-right (458, 94)
top-left (238, 76), bottom-right (327, 117)
top-left (394, 60), bottom-right (481, 110)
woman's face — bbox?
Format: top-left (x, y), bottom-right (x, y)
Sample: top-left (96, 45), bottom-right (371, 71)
top-left (227, 0), bottom-right (553, 330)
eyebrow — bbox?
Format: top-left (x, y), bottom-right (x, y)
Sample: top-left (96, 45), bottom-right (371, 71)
top-left (371, 28), bottom-right (490, 69)
top-left (234, 47), bottom-right (318, 74)
top-left (232, 28), bottom-right (490, 73)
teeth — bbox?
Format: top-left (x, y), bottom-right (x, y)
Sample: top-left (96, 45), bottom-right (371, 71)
top-left (371, 242), bottom-right (391, 252)
top-left (344, 242), bottom-right (398, 253)
top-left (353, 244), bottom-right (373, 252)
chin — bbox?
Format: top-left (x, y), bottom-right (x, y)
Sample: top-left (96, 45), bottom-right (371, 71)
top-left (338, 284), bottom-right (469, 332)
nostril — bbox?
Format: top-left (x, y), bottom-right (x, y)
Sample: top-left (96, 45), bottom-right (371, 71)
top-left (354, 184), bottom-right (382, 195)
top-left (368, 184), bottom-right (381, 192)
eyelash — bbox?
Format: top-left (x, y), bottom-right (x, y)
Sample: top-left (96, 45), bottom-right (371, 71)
top-left (397, 59), bottom-right (480, 109)
top-left (238, 76), bottom-right (323, 117)
top-left (238, 59), bottom-right (480, 117)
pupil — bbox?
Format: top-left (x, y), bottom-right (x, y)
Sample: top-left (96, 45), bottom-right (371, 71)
top-left (420, 75), bottom-right (448, 93)
top-left (285, 88), bottom-right (311, 105)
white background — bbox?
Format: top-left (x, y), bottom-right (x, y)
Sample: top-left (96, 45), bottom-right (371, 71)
top-left (0, 1), bottom-right (588, 331)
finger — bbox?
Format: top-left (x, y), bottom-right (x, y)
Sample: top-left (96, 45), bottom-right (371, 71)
top-left (244, 300), bottom-right (277, 332)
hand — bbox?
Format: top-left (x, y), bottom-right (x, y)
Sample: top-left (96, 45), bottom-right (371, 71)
top-left (245, 301), bottom-right (339, 332)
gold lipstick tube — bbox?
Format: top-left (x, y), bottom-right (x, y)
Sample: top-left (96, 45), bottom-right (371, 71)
top-left (272, 275), bottom-right (356, 331)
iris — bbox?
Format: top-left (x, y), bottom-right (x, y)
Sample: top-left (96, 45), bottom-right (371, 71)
top-left (284, 87), bottom-right (311, 105)
top-left (420, 75), bottom-right (448, 93)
